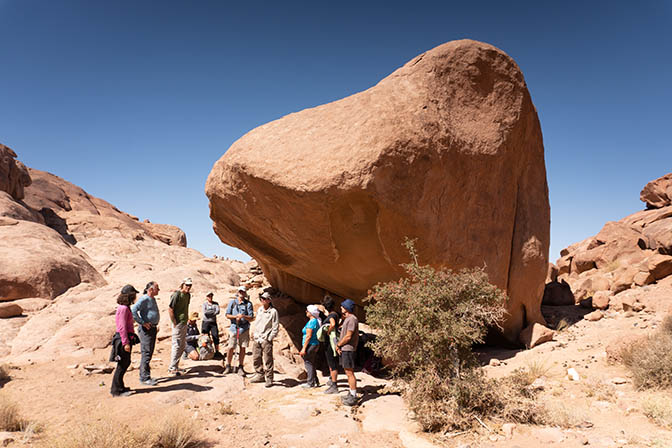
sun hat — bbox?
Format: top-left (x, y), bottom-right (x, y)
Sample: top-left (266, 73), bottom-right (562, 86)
top-left (206, 292), bottom-right (214, 297)
top-left (307, 304), bottom-right (320, 318)
top-left (183, 277), bottom-right (193, 285)
top-left (237, 286), bottom-right (248, 294)
top-left (341, 299), bottom-right (355, 313)
top-left (260, 292), bottom-right (272, 300)
top-left (189, 312), bottom-right (199, 320)
top-left (121, 284), bottom-right (139, 295)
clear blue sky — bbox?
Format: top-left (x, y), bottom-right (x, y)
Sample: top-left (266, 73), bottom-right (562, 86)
top-left (2, 1), bottom-right (670, 262)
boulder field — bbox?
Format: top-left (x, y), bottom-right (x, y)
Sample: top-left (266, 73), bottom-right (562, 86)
top-left (544, 172), bottom-right (672, 313)
top-left (206, 39), bottom-right (550, 341)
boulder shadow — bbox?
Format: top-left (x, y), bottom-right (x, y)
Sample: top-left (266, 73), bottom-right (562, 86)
top-left (276, 378), bottom-right (301, 388)
top-left (356, 384), bottom-right (389, 405)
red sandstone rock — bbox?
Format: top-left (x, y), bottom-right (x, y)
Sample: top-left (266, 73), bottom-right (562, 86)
top-left (206, 39), bottom-right (550, 342)
top-left (0, 144), bottom-right (31, 200)
top-left (640, 173), bottom-right (672, 209)
top-left (519, 323), bottom-right (554, 349)
top-left (0, 302), bottom-right (23, 318)
top-left (584, 310), bottom-right (603, 322)
top-left (642, 253), bottom-right (672, 281)
top-left (592, 291), bottom-right (611, 310)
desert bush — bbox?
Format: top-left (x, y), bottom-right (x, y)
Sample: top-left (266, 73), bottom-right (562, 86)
top-left (46, 412), bottom-right (205, 448)
top-left (582, 378), bottom-right (616, 402)
top-left (0, 394), bottom-right (32, 432)
top-left (620, 315), bottom-right (672, 390)
top-left (365, 240), bottom-right (544, 431)
top-left (365, 239), bottom-right (506, 379)
top-left (641, 392), bottom-right (672, 428)
top-left (542, 401), bottom-right (589, 428)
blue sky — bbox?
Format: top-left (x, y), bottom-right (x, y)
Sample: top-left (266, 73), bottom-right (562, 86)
top-left (1, 1), bottom-right (670, 262)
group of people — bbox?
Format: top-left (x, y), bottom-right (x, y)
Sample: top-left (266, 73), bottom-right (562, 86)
top-left (110, 278), bottom-right (361, 406)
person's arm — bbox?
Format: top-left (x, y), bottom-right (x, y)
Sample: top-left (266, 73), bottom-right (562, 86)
top-left (117, 307), bottom-right (132, 351)
top-left (269, 309), bottom-right (279, 341)
top-left (326, 316), bottom-right (336, 334)
top-left (131, 297), bottom-right (145, 325)
top-left (336, 320), bottom-right (354, 354)
top-left (213, 303), bottom-right (220, 315)
top-left (202, 302), bottom-right (212, 318)
top-left (168, 292), bottom-right (178, 325)
top-left (300, 327), bottom-right (313, 357)
top-left (225, 300), bottom-right (236, 320)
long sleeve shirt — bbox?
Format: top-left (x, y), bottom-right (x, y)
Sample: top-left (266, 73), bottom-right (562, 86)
top-left (253, 306), bottom-right (279, 342)
top-left (131, 294), bottom-right (160, 326)
top-left (115, 305), bottom-right (135, 346)
top-left (202, 301), bottom-right (220, 323)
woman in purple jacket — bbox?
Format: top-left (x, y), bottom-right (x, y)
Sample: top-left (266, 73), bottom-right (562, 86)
top-left (110, 284), bottom-right (139, 397)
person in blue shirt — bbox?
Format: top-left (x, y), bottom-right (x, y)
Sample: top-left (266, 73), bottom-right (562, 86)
top-left (131, 281), bottom-right (160, 386)
top-left (300, 304), bottom-right (322, 388)
top-left (223, 286), bottom-right (254, 376)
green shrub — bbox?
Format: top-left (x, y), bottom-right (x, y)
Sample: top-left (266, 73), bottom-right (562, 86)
top-left (365, 240), bottom-right (542, 431)
top-left (365, 239), bottom-right (506, 379)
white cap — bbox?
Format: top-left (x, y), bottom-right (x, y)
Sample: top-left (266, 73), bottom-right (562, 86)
top-left (237, 286), bottom-right (247, 293)
top-left (183, 277), bottom-right (193, 285)
top-left (307, 304), bottom-right (320, 318)
top-left (261, 292), bottom-right (271, 300)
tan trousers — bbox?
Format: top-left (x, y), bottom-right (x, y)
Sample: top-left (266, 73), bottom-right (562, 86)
top-left (252, 339), bottom-right (274, 381)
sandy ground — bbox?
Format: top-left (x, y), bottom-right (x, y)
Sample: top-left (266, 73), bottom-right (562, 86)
top-left (2, 303), bottom-right (672, 448)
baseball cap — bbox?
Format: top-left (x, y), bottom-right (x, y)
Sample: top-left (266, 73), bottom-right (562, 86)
top-left (341, 299), bottom-right (355, 313)
top-left (183, 277), bottom-right (193, 286)
top-left (121, 284), bottom-right (139, 295)
top-left (260, 292), bottom-right (272, 300)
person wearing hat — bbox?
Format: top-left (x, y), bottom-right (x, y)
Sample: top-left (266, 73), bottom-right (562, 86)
top-left (300, 304), bottom-right (322, 388)
top-left (223, 286), bottom-right (255, 375)
top-left (110, 284), bottom-right (139, 397)
top-left (201, 292), bottom-right (222, 360)
top-left (249, 292), bottom-right (279, 387)
top-left (168, 277), bottom-right (193, 375)
top-left (131, 281), bottom-right (160, 386)
top-left (336, 299), bottom-right (359, 406)
top-left (184, 312), bottom-right (202, 361)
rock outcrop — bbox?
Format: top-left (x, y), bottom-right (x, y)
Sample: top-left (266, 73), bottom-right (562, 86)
top-left (0, 144), bottom-right (31, 201)
top-left (206, 39), bottom-right (550, 341)
top-left (554, 172), bottom-right (672, 310)
top-left (640, 173), bottom-right (672, 209)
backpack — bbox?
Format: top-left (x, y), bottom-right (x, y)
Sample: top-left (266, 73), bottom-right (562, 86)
top-left (316, 323), bottom-right (331, 343)
top-left (197, 334), bottom-right (215, 360)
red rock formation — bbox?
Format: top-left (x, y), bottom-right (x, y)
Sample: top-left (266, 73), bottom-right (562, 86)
top-left (0, 144), bottom-right (31, 200)
top-left (640, 173), bottom-right (672, 209)
top-left (206, 40), bottom-right (550, 342)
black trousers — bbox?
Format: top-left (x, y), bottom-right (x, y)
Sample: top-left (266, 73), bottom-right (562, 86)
top-left (138, 325), bottom-right (157, 381)
top-left (111, 346), bottom-right (131, 395)
top-left (202, 321), bottom-right (220, 347)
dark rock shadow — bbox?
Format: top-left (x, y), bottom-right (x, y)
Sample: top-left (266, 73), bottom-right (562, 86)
top-left (356, 384), bottom-right (390, 405)
top-left (542, 304), bottom-right (594, 329)
top-left (39, 207), bottom-right (76, 244)
top-left (276, 378), bottom-right (301, 388)
top-left (132, 382), bottom-right (213, 394)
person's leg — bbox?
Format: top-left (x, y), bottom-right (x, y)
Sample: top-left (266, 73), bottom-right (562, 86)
top-left (211, 323), bottom-right (220, 352)
top-left (237, 330), bottom-right (249, 370)
top-left (224, 330), bottom-right (235, 372)
top-left (304, 344), bottom-right (318, 386)
top-left (138, 326), bottom-right (151, 381)
top-left (252, 340), bottom-right (262, 374)
top-left (262, 340), bottom-right (274, 383)
top-left (169, 324), bottom-right (180, 370)
top-left (111, 348), bottom-right (131, 395)
top-left (345, 368), bottom-right (357, 392)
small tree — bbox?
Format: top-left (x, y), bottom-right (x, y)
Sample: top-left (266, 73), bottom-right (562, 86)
top-left (365, 239), bottom-right (506, 379)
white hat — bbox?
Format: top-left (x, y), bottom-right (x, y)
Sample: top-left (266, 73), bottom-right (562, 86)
top-left (307, 304), bottom-right (320, 318)
top-left (183, 277), bottom-right (193, 285)
top-left (261, 292), bottom-right (272, 300)
top-left (237, 286), bottom-right (247, 294)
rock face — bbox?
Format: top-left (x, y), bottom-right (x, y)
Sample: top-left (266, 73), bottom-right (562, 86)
top-left (206, 39), bottom-right (550, 341)
top-left (640, 173), bottom-right (672, 209)
top-left (554, 172), bottom-right (672, 308)
top-left (0, 144), bottom-right (31, 200)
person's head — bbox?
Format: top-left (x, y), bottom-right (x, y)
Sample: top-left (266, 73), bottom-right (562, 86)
top-left (144, 281), bottom-right (159, 297)
top-left (340, 299), bottom-right (355, 316)
top-left (322, 294), bottom-right (335, 312)
top-left (237, 286), bottom-right (248, 301)
top-left (260, 292), bottom-right (272, 309)
top-left (206, 292), bottom-right (214, 302)
top-left (306, 304), bottom-right (320, 320)
top-left (180, 277), bottom-right (193, 293)
top-left (117, 284), bottom-right (139, 306)
top-left (189, 311), bottom-right (199, 323)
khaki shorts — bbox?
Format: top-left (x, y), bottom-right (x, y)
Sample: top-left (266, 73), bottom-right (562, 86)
top-left (227, 329), bottom-right (250, 349)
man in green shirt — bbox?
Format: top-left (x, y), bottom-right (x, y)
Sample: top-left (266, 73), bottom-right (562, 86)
top-left (168, 277), bottom-right (192, 375)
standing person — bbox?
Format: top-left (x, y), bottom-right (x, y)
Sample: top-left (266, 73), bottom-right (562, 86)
top-left (202, 292), bottom-right (222, 360)
top-left (223, 286), bottom-right (254, 375)
top-left (131, 281), bottom-right (160, 386)
top-left (110, 284), bottom-right (139, 397)
top-left (250, 292), bottom-right (279, 388)
top-left (336, 299), bottom-right (359, 406)
top-left (321, 295), bottom-right (340, 394)
top-left (300, 304), bottom-right (322, 388)
top-left (168, 277), bottom-right (192, 375)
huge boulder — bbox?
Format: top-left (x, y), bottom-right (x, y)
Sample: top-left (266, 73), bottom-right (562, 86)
top-left (0, 218), bottom-right (105, 300)
top-left (206, 39), bottom-right (550, 341)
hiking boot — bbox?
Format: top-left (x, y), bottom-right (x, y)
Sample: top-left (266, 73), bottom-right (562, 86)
top-left (112, 391), bottom-right (132, 397)
top-left (326, 379), bottom-right (334, 387)
top-left (237, 366), bottom-right (246, 377)
top-left (141, 378), bottom-right (158, 386)
top-left (341, 393), bottom-right (358, 407)
top-left (213, 351), bottom-right (224, 360)
top-left (223, 365), bottom-right (233, 375)
top-left (168, 367), bottom-right (184, 376)
top-left (265, 379), bottom-right (273, 388)
top-left (249, 373), bottom-right (264, 383)
top-left (324, 384), bottom-right (339, 394)
top-left (301, 383), bottom-right (317, 389)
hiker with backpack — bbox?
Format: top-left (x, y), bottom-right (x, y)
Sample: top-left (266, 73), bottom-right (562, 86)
top-left (202, 292), bottom-right (223, 360)
top-left (300, 304), bottom-right (322, 388)
top-left (249, 291), bottom-right (279, 387)
top-left (223, 286), bottom-right (254, 375)
top-left (320, 295), bottom-right (341, 394)
top-left (336, 299), bottom-right (359, 406)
